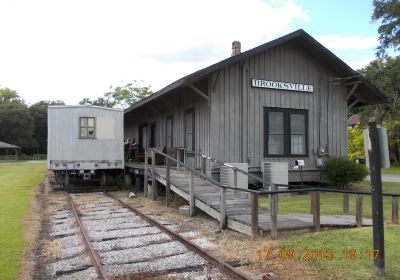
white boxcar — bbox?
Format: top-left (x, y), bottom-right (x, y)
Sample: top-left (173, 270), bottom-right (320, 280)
top-left (48, 105), bottom-right (124, 186)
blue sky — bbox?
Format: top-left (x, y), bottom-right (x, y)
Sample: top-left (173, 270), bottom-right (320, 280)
top-left (0, 0), bottom-right (386, 105)
top-left (294, 0), bottom-right (380, 66)
top-left (298, 0), bottom-right (376, 34)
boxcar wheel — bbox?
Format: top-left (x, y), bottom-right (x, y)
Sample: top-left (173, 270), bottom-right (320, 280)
top-left (55, 172), bottom-right (63, 185)
top-left (100, 172), bottom-right (107, 187)
top-left (63, 173), bottom-right (69, 187)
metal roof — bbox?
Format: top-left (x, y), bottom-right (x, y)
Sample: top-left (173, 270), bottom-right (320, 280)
top-left (0, 141), bottom-right (20, 149)
top-left (125, 29), bottom-right (388, 114)
top-left (48, 105), bottom-right (124, 112)
top-left (347, 114), bottom-right (361, 126)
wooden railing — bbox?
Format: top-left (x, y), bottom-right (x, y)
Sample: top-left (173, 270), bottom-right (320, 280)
top-left (0, 155), bottom-right (18, 161)
top-left (144, 148), bottom-right (400, 239)
top-left (176, 147), bottom-right (277, 189)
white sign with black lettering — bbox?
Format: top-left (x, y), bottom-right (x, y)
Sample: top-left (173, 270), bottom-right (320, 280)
top-left (251, 79), bottom-right (313, 93)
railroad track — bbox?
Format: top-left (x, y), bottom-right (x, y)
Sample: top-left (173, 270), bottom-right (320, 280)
top-left (60, 191), bottom-right (254, 280)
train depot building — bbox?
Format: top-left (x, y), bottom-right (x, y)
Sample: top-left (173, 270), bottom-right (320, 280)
top-left (124, 29), bottom-right (387, 184)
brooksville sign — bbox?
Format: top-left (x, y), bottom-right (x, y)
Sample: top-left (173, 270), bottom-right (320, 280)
top-left (251, 78), bottom-right (314, 93)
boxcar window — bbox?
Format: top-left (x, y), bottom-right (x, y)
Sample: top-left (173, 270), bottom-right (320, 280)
top-left (80, 117), bottom-right (95, 138)
top-left (264, 108), bottom-right (308, 157)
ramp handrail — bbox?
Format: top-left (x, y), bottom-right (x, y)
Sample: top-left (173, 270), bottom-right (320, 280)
top-left (176, 147), bottom-right (277, 188)
top-left (153, 148), bottom-right (400, 197)
top-left (144, 148), bottom-right (400, 238)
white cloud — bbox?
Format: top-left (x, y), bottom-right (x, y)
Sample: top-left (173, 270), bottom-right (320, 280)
top-left (0, 0), bottom-right (308, 105)
top-left (316, 34), bottom-right (378, 50)
top-left (348, 57), bottom-right (375, 70)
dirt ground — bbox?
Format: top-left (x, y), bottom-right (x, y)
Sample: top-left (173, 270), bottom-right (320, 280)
top-left (16, 182), bottom-right (45, 280)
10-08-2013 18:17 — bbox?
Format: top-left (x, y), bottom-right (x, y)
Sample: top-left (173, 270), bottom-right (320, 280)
top-left (257, 247), bottom-right (380, 262)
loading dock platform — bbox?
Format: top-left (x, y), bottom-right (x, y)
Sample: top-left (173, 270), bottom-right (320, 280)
top-left (125, 150), bottom-right (376, 237)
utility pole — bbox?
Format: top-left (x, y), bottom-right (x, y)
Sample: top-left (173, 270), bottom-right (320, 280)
top-left (368, 122), bottom-right (385, 276)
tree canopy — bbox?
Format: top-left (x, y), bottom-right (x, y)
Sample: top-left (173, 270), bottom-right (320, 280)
top-left (29, 100), bottom-right (65, 153)
top-left (349, 1), bottom-right (400, 164)
top-left (79, 81), bottom-right (152, 109)
top-left (352, 56), bottom-right (400, 163)
top-left (79, 97), bottom-right (113, 108)
top-left (357, 56), bottom-right (400, 122)
top-left (0, 87), bottom-right (23, 104)
top-left (0, 87), bottom-right (65, 154)
top-left (372, 0), bottom-right (400, 55)
top-left (0, 89), bottom-right (36, 151)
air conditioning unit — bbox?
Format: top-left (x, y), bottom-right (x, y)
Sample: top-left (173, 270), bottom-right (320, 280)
top-left (262, 162), bottom-right (288, 189)
top-left (220, 163), bottom-right (248, 189)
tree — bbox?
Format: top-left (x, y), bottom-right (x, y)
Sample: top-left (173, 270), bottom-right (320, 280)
top-left (0, 88), bottom-right (37, 151)
top-left (355, 57), bottom-right (400, 163)
top-left (104, 81), bottom-right (152, 109)
top-left (29, 100), bottom-right (65, 153)
top-left (383, 119), bottom-right (400, 163)
top-left (0, 87), bottom-right (66, 154)
top-left (372, 0), bottom-right (400, 55)
top-left (348, 125), bottom-right (365, 161)
top-left (357, 56), bottom-right (400, 121)
top-left (79, 81), bottom-right (152, 109)
top-left (78, 97), bottom-right (113, 108)
top-left (0, 104), bottom-right (37, 150)
top-left (0, 87), bottom-right (23, 104)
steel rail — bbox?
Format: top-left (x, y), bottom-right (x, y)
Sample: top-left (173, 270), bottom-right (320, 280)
top-left (67, 193), bottom-right (109, 280)
top-left (106, 192), bottom-right (255, 280)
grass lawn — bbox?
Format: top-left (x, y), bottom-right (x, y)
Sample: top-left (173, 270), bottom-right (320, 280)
top-left (260, 182), bottom-right (400, 221)
top-left (277, 225), bottom-right (400, 279)
top-left (0, 162), bottom-right (46, 280)
top-left (382, 164), bottom-right (400, 175)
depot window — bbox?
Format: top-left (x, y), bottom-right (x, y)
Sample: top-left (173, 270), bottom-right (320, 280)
top-left (264, 108), bottom-right (308, 157)
top-left (165, 115), bottom-right (173, 148)
top-left (80, 117), bottom-right (95, 139)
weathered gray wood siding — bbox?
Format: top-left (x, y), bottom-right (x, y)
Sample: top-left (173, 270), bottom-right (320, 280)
top-left (124, 89), bottom-right (210, 166)
top-left (210, 42), bottom-right (348, 171)
top-left (47, 106), bottom-right (124, 168)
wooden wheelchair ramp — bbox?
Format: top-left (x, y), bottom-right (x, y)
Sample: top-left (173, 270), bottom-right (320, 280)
top-left (126, 161), bottom-right (373, 237)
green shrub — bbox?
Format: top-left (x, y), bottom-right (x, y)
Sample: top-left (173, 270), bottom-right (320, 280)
top-left (321, 157), bottom-right (369, 189)
top-left (19, 153), bottom-right (30, 160)
top-left (348, 125), bottom-right (365, 160)
top-left (19, 153), bottom-right (47, 160)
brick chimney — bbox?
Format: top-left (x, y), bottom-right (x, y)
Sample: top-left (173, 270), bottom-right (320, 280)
top-left (231, 41), bottom-right (241, 56)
